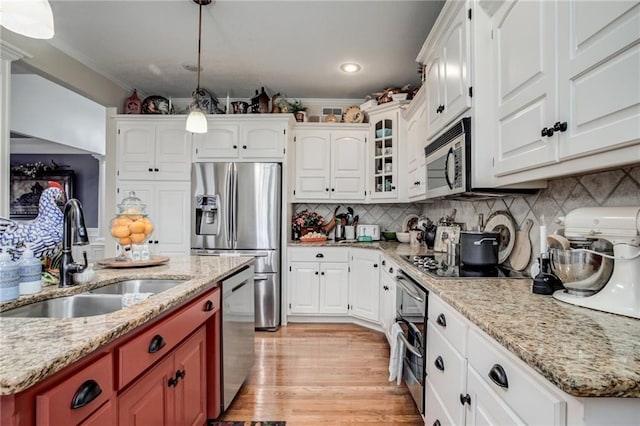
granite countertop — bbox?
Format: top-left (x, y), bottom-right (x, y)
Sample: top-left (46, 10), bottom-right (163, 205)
top-left (290, 240), bottom-right (640, 398)
top-left (0, 255), bottom-right (253, 395)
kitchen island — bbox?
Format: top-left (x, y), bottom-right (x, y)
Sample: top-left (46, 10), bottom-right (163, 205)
top-left (0, 255), bottom-right (252, 425)
top-left (288, 241), bottom-right (640, 416)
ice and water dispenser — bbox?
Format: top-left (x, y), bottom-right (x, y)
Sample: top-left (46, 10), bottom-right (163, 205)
top-left (194, 195), bottom-right (220, 235)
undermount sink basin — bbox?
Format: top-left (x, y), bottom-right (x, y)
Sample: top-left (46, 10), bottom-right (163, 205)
top-left (0, 294), bottom-right (124, 318)
top-left (88, 279), bottom-right (187, 295)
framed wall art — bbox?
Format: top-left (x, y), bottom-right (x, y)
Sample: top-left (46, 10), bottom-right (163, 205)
top-left (9, 170), bottom-right (74, 219)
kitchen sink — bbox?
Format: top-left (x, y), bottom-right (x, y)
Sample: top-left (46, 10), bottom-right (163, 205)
top-left (87, 279), bottom-right (187, 295)
top-left (0, 294), bottom-right (125, 318)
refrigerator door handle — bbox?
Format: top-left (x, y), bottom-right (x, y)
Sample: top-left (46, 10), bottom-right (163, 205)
top-left (226, 163), bottom-right (234, 247)
top-left (231, 163), bottom-right (238, 247)
top-left (254, 275), bottom-right (269, 281)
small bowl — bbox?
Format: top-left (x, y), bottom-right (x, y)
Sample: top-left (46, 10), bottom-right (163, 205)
top-left (396, 232), bottom-right (411, 243)
top-left (549, 248), bottom-right (614, 295)
top-left (382, 231), bottom-right (397, 241)
top-left (391, 92), bottom-right (408, 101)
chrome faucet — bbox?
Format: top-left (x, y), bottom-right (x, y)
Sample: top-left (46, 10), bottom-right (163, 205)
top-left (59, 198), bottom-right (89, 287)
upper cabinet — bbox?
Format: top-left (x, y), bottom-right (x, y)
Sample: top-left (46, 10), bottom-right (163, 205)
top-left (403, 86), bottom-right (428, 200)
top-left (491, 0), bottom-right (640, 178)
top-left (117, 120), bottom-right (192, 181)
top-left (193, 116), bottom-right (291, 161)
top-left (293, 124), bottom-right (368, 201)
top-left (421, 0), bottom-right (471, 139)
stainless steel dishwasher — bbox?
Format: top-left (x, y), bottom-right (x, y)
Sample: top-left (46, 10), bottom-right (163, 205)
top-left (221, 264), bottom-right (255, 412)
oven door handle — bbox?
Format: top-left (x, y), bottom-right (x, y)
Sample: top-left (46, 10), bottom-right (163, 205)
top-left (396, 329), bottom-right (424, 358)
top-left (396, 276), bottom-right (424, 303)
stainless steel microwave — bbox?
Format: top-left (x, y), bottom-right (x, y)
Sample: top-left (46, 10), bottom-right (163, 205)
top-left (424, 117), bottom-right (470, 198)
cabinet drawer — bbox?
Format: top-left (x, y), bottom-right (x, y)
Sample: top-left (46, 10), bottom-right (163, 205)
top-left (117, 288), bottom-right (220, 389)
top-left (79, 400), bottom-right (114, 426)
top-left (36, 353), bottom-right (113, 426)
top-left (289, 247), bottom-right (349, 263)
top-left (425, 380), bottom-right (456, 426)
top-left (426, 323), bottom-right (466, 425)
top-left (467, 328), bottom-right (566, 426)
top-left (429, 294), bottom-right (467, 355)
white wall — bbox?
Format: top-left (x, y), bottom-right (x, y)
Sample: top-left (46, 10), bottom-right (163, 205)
top-left (11, 74), bottom-right (106, 155)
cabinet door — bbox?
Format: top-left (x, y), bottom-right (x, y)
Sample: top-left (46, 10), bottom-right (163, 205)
top-left (331, 131), bottom-right (366, 200)
top-left (557, 1), bottom-right (640, 160)
top-left (370, 113), bottom-right (398, 200)
top-left (294, 131), bottom-right (331, 200)
top-left (425, 53), bottom-right (444, 137)
top-left (440, 2), bottom-right (471, 127)
top-left (349, 250), bottom-right (380, 322)
top-left (466, 366), bottom-right (525, 426)
top-left (193, 124), bottom-right (239, 160)
top-left (406, 101), bottom-right (427, 172)
top-left (117, 123), bottom-right (156, 180)
top-left (174, 327), bottom-right (207, 426)
top-left (153, 182), bottom-right (191, 256)
top-left (289, 262), bottom-right (320, 314)
top-left (154, 123), bottom-right (192, 181)
top-left (379, 272), bottom-right (396, 343)
top-left (118, 355), bottom-right (176, 426)
top-left (241, 121), bottom-right (286, 159)
top-left (319, 262), bottom-right (349, 314)
top-left (79, 401), bottom-right (114, 426)
top-left (492, 0), bottom-right (558, 176)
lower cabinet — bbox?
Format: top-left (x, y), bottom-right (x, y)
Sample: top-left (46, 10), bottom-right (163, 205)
top-left (348, 249), bottom-right (380, 323)
top-left (288, 247), bottom-right (349, 315)
top-left (118, 326), bottom-right (207, 426)
top-left (378, 256), bottom-right (398, 343)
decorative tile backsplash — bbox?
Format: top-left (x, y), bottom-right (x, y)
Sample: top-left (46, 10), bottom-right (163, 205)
top-left (294, 165), bottom-right (639, 271)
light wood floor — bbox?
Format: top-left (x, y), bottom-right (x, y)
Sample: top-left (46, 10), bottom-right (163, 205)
top-left (221, 323), bottom-right (423, 425)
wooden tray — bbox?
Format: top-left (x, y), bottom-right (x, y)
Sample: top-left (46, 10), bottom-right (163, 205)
top-left (96, 255), bottom-right (170, 268)
top-left (300, 237), bottom-right (327, 243)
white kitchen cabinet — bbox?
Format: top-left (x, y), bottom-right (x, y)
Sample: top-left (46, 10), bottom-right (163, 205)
top-left (465, 365), bottom-right (524, 426)
top-left (422, 0), bottom-right (471, 139)
top-left (378, 257), bottom-right (398, 344)
top-left (288, 247), bottom-right (349, 315)
top-left (368, 103), bottom-right (407, 200)
top-left (115, 181), bottom-right (191, 256)
top-left (117, 120), bottom-right (191, 181)
top-left (293, 125), bottom-right (367, 201)
top-left (492, 0), bottom-right (640, 178)
top-left (193, 117), bottom-right (289, 161)
top-left (403, 86), bottom-right (428, 200)
top-left (349, 249), bottom-right (380, 323)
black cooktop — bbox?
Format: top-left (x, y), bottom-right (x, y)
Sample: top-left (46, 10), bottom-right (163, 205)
top-left (401, 255), bottom-right (529, 279)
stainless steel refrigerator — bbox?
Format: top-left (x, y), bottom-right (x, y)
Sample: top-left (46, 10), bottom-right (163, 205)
top-left (191, 162), bottom-right (281, 331)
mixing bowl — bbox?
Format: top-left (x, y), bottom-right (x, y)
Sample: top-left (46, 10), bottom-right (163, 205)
top-left (396, 232), bottom-right (411, 243)
top-left (382, 231), bottom-right (397, 241)
top-left (549, 248), bottom-right (614, 295)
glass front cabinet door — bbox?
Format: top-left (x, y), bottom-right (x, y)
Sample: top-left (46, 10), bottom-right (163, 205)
top-left (370, 109), bottom-right (399, 199)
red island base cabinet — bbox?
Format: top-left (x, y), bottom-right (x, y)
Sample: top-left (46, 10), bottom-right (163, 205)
top-left (0, 287), bottom-right (221, 426)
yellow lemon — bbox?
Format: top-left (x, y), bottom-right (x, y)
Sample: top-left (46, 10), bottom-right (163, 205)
top-left (130, 233), bottom-right (147, 244)
top-left (118, 237), bottom-right (132, 245)
top-left (129, 221), bottom-right (146, 234)
top-left (143, 222), bottom-right (154, 234)
top-left (111, 225), bottom-right (131, 238)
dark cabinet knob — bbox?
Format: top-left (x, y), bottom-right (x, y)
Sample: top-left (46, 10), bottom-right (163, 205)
top-left (326, 188), bottom-right (329, 192)
top-left (175, 369), bottom-right (186, 380)
top-left (542, 127), bottom-right (554, 137)
top-left (154, 240), bottom-right (159, 244)
top-left (71, 380), bottom-right (102, 409)
top-left (383, 285), bottom-right (389, 291)
top-left (488, 364), bottom-right (509, 388)
top-left (331, 188), bottom-right (335, 192)
top-left (233, 145), bottom-right (238, 149)
top-left (373, 263), bottom-right (378, 268)
top-left (434, 356), bottom-right (445, 371)
top-left (459, 393), bottom-right (471, 405)
top-left (242, 145), bottom-right (247, 149)
top-left (148, 334), bottom-right (166, 353)
top-left (554, 121), bottom-right (568, 132)
top-left (315, 271), bottom-right (319, 275)
top-left (436, 313), bottom-right (447, 327)
top-left (154, 168), bottom-right (159, 172)
top-left (203, 300), bottom-right (215, 312)
top-left (168, 377), bottom-right (178, 387)
top-left (321, 271), bottom-right (325, 275)
top-left (381, 260), bottom-right (386, 266)
top-left (388, 267), bottom-right (393, 274)
top-left (148, 168), bottom-right (153, 172)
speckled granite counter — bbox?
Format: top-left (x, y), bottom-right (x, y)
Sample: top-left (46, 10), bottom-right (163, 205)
top-left (0, 255), bottom-right (253, 395)
top-left (290, 241), bottom-right (640, 398)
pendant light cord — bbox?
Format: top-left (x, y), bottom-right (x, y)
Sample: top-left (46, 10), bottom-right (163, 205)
top-left (196, 0), bottom-right (203, 92)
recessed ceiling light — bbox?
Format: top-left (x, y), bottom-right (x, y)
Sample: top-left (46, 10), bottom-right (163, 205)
top-left (340, 63), bottom-right (361, 73)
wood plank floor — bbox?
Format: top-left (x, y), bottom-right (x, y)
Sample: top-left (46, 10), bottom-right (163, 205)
top-left (220, 323), bottom-right (423, 425)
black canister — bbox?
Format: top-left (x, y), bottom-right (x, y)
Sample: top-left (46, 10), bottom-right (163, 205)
top-left (459, 231), bottom-right (500, 267)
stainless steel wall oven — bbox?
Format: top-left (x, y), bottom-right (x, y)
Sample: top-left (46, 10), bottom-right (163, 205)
top-left (395, 269), bottom-right (428, 415)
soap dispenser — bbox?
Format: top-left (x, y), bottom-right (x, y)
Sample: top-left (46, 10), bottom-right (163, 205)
top-left (0, 247), bottom-right (20, 302)
top-left (18, 245), bottom-right (42, 295)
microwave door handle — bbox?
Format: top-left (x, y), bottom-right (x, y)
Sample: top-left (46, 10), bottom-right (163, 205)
top-left (396, 276), bottom-right (424, 303)
top-left (444, 147), bottom-right (455, 190)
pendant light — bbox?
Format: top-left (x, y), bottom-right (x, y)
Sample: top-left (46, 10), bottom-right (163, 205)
top-left (0, 0), bottom-right (55, 39)
top-left (185, 0), bottom-right (211, 134)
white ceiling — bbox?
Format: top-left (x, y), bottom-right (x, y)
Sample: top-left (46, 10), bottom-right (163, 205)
top-left (45, 0), bottom-right (445, 101)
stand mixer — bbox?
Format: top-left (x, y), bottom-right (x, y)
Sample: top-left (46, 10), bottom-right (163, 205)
top-left (553, 207), bottom-right (640, 319)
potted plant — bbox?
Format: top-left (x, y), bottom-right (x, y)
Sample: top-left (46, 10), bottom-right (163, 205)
top-left (290, 99), bottom-right (307, 122)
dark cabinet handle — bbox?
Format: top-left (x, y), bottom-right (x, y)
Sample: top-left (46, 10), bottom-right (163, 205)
top-left (373, 263), bottom-right (378, 268)
top-left (388, 267), bottom-right (393, 274)
top-left (433, 421), bottom-right (441, 426)
top-left (434, 356), bottom-right (445, 371)
top-left (488, 364), bottom-right (509, 389)
top-left (541, 127), bottom-right (554, 137)
top-left (148, 168), bottom-right (153, 172)
top-left (154, 240), bottom-right (159, 244)
top-left (168, 377), bottom-right (178, 387)
top-left (148, 334), bottom-right (166, 353)
top-left (175, 369), bottom-right (186, 380)
top-left (316, 253), bottom-right (324, 258)
top-left (242, 145), bottom-right (247, 149)
top-left (203, 300), bottom-right (214, 312)
top-left (381, 260), bottom-right (386, 266)
top-left (436, 313), bottom-right (447, 327)
top-left (315, 271), bottom-right (319, 275)
top-left (459, 393), bottom-right (471, 405)
top-left (383, 285), bottom-right (389, 291)
top-left (154, 168), bottom-right (159, 172)
top-left (554, 121), bottom-right (568, 132)
top-left (71, 380), bottom-right (102, 409)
